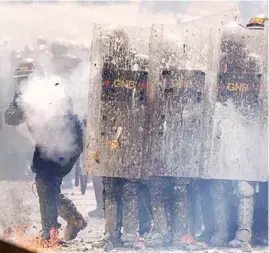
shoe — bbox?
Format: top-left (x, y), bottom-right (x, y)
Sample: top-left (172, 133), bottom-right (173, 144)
top-left (64, 216), bottom-right (87, 241)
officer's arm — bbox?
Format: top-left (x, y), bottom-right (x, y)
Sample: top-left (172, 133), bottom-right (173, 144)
top-left (4, 93), bottom-right (24, 126)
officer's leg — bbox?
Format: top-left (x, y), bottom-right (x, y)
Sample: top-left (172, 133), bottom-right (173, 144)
top-left (144, 177), bottom-right (169, 247)
top-left (198, 179), bottom-right (214, 242)
top-left (93, 177), bottom-right (122, 248)
top-left (88, 176), bottom-right (104, 218)
top-left (188, 179), bottom-right (206, 241)
top-left (209, 180), bottom-right (229, 247)
top-left (138, 180), bottom-right (152, 236)
top-left (172, 177), bottom-right (191, 246)
top-left (35, 173), bottom-right (61, 240)
top-left (58, 194), bottom-right (87, 241)
top-left (228, 181), bottom-right (255, 248)
top-left (121, 179), bottom-right (140, 247)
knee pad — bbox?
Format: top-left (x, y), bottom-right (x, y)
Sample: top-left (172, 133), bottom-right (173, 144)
top-left (237, 181), bottom-right (255, 198)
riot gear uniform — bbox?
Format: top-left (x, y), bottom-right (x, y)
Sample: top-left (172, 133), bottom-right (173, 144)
top-left (212, 21), bottom-right (266, 248)
top-left (87, 26), bottom-right (151, 249)
top-left (4, 58), bottom-right (87, 242)
top-left (144, 30), bottom-right (207, 249)
top-left (228, 21), bottom-right (268, 249)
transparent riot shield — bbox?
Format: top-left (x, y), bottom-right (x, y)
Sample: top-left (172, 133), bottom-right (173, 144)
top-left (260, 22), bottom-right (268, 181)
top-left (180, 8), bottom-right (240, 28)
top-left (147, 20), bottom-right (221, 177)
top-left (202, 22), bottom-right (268, 181)
top-left (84, 24), bottom-right (150, 178)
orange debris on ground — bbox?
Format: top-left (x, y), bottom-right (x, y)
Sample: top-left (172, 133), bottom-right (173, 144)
top-left (2, 225), bottom-right (62, 252)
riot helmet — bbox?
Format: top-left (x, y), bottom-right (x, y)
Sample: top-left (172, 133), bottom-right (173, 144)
top-left (13, 58), bottom-right (43, 89)
top-left (246, 15), bottom-right (268, 30)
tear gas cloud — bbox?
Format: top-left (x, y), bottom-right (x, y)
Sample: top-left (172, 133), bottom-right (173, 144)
top-left (209, 100), bottom-right (261, 179)
top-left (17, 75), bottom-right (81, 165)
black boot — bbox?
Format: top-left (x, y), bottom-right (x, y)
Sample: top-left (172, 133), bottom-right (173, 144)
top-left (209, 180), bottom-right (228, 247)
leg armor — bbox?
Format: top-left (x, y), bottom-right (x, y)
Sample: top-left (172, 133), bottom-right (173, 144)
top-left (229, 181), bottom-right (255, 248)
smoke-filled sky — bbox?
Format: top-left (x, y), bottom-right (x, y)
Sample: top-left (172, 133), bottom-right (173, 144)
top-left (0, 1), bottom-right (267, 49)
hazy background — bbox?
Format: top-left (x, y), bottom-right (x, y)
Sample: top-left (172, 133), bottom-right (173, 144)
top-left (0, 1), bottom-right (267, 49)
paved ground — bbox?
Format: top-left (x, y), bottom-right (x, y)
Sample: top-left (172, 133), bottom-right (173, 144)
top-left (0, 180), bottom-right (267, 253)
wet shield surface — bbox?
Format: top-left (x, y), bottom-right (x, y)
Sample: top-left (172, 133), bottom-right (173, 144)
top-left (85, 24), bottom-right (150, 178)
top-left (147, 21), bottom-right (221, 178)
top-left (202, 26), bottom-right (268, 181)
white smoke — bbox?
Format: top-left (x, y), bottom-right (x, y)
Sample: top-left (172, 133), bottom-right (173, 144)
top-left (64, 62), bottom-right (90, 122)
top-left (210, 100), bottom-right (261, 179)
top-left (17, 75), bottom-right (81, 166)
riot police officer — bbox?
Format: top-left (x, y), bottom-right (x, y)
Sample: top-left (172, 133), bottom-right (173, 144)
top-left (4, 58), bottom-right (87, 243)
top-left (89, 26), bottom-right (151, 249)
top-left (144, 31), bottom-right (206, 249)
top-left (227, 19), bottom-right (268, 249)
top-left (210, 21), bottom-right (266, 248)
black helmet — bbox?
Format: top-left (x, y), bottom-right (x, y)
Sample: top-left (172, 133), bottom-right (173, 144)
top-left (246, 15), bottom-right (268, 30)
top-left (13, 58), bottom-right (43, 88)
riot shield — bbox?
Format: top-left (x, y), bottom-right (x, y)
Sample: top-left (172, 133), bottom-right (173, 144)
top-left (180, 8), bottom-right (240, 28)
top-left (85, 24), bottom-right (150, 178)
top-left (147, 19), bottom-right (222, 177)
top-left (260, 22), bottom-right (268, 181)
top-left (202, 22), bottom-right (268, 181)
